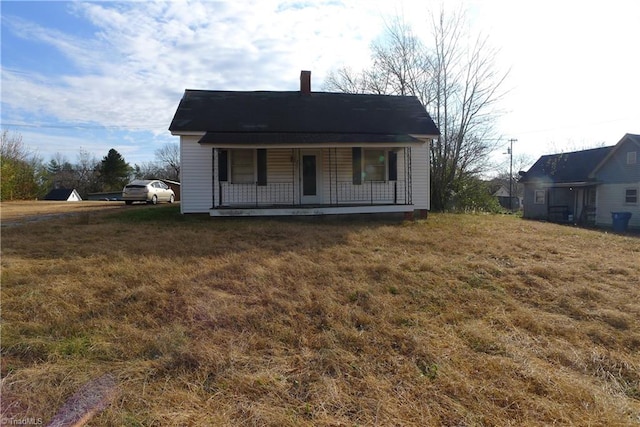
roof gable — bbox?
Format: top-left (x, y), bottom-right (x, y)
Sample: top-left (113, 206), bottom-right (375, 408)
top-left (520, 146), bottom-right (613, 184)
top-left (492, 185), bottom-right (511, 197)
top-left (169, 90), bottom-right (439, 137)
top-left (589, 133), bottom-right (640, 177)
top-left (44, 188), bottom-right (79, 201)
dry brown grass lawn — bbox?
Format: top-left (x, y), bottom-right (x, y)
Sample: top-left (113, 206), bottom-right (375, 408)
top-left (1, 205), bottom-right (639, 426)
top-left (1, 201), bottom-right (127, 224)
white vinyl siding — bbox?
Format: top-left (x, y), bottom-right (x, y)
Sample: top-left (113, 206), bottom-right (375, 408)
top-left (182, 144), bottom-right (425, 214)
top-left (322, 148), bottom-right (410, 205)
top-left (323, 148), bottom-right (349, 204)
top-left (268, 149), bottom-right (296, 183)
top-left (265, 149), bottom-right (296, 204)
top-left (180, 136), bottom-right (212, 213)
top-left (595, 183), bottom-right (640, 228)
top-left (411, 142), bottom-right (430, 210)
top-left (221, 149), bottom-right (296, 206)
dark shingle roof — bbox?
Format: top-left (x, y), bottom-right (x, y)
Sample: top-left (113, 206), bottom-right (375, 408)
top-left (43, 188), bottom-right (77, 200)
top-left (519, 146), bottom-right (613, 184)
top-left (590, 133), bottom-right (640, 177)
top-left (198, 132), bottom-right (422, 145)
top-left (169, 90), bottom-right (439, 139)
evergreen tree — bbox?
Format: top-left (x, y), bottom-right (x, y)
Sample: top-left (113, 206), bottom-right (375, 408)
top-left (99, 148), bottom-right (132, 191)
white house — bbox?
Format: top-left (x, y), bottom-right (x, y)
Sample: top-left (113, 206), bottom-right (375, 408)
top-left (169, 71), bottom-right (440, 217)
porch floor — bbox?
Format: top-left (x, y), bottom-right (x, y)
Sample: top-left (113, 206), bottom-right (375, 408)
top-left (210, 204), bottom-right (414, 216)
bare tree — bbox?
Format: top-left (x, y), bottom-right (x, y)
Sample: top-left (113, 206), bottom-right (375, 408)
top-left (75, 148), bottom-right (100, 195)
top-left (42, 149), bottom-right (100, 198)
top-left (428, 9), bottom-right (508, 210)
top-left (370, 16), bottom-right (433, 101)
top-left (324, 67), bottom-right (368, 94)
top-left (324, 17), bottom-right (428, 98)
top-left (324, 8), bottom-right (508, 211)
top-left (154, 143), bottom-right (180, 181)
top-left (133, 161), bottom-right (165, 180)
top-left (46, 153), bottom-right (75, 189)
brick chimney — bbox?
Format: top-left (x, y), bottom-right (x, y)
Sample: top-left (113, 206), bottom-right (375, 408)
top-left (300, 70), bottom-right (311, 94)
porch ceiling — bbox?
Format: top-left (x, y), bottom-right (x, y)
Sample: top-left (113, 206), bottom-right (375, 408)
top-left (197, 132), bottom-right (425, 146)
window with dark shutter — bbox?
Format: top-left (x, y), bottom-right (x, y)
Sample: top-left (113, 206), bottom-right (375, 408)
top-left (363, 149), bottom-right (385, 181)
top-left (218, 150), bottom-right (228, 182)
top-left (352, 147), bottom-right (362, 185)
top-left (388, 151), bottom-right (398, 181)
top-left (231, 149), bottom-right (254, 183)
top-left (257, 149), bottom-right (267, 186)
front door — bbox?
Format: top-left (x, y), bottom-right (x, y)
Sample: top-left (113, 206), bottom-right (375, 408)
top-left (300, 151), bottom-right (322, 205)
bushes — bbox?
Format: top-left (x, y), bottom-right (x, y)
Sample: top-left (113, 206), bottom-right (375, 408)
top-left (445, 174), bottom-right (503, 213)
top-left (0, 130), bottom-right (41, 200)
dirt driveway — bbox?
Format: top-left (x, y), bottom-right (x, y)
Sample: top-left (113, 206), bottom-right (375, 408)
top-left (0, 201), bottom-right (129, 226)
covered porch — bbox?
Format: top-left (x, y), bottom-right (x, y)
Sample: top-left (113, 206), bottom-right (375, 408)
top-left (210, 146), bottom-right (416, 216)
top-left (545, 183), bottom-right (597, 225)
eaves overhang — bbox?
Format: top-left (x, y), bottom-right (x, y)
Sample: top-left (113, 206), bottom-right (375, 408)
top-left (195, 132), bottom-right (433, 147)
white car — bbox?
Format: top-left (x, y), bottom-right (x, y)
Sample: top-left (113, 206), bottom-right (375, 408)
top-left (122, 180), bottom-right (175, 205)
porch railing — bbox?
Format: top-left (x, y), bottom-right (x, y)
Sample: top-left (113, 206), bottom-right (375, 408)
top-left (336, 181), bottom-right (406, 205)
top-left (218, 180), bottom-right (408, 207)
top-left (219, 182), bottom-right (295, 206)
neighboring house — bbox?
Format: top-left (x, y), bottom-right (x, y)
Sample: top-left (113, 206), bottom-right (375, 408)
top-left (43, 188), bottom-right (82, 201)
top-left (169, 71), bottom-right (440, 217)
top-left (491, 183), bottom-right (521, 210)
top-left (589, 133), bottom-right (640, 229)
top-left (519, 133), bottom-right (640, 229)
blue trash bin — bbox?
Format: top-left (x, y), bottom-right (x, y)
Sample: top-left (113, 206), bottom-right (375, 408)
top-left (611, 212), bottom-right (632, 232)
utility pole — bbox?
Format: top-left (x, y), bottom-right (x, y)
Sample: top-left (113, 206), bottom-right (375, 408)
top-left (507, 139), bottom-right (517, 210)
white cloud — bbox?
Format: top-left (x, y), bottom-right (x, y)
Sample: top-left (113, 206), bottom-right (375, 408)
top-left (1, 0), bottom-right (638, 167)
top-left (2, 1), bottom-right (392, 132)
top-left (3, 14), bottom-right (104, 73)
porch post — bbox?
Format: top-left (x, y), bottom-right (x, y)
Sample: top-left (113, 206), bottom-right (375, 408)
top-left (334, 148), bottom-right (339, 206)
top-left (370, 180), bottom-right (373, 205)
top-left (404, 147), bottom-right (412, 205)
top-left (291, 148), bottom-right (296, 206)
top-left (328, 148), bottom-right (333, 205)
top-left (394, 181), bottom-right (397, 204)
top-left (212, 148), bottom-right (217, 208)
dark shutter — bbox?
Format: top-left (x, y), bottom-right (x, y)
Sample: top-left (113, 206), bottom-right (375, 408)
top-left (352, 147), bottom-right (362, 185)
top-left (257, 149), bottom-right (267, 186)
top-left (218, 150), bottom-right (228, 182)
top-left (388, 151), bottom-right (398, 181)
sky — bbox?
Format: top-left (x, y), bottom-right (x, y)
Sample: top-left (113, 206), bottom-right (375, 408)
top-left (1, 0), bottom-right (639, 173)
